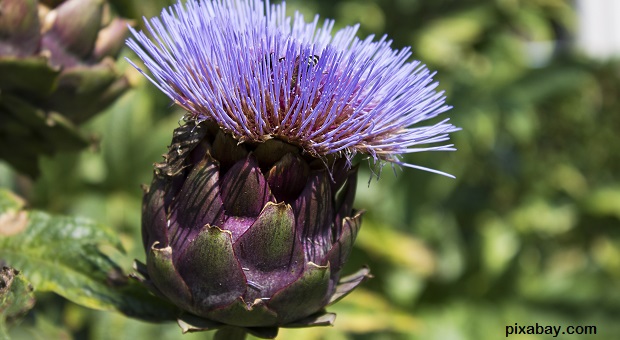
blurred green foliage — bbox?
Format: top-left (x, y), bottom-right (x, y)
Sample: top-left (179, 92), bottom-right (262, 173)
top-left (2, 0), bottom-right (620, 339)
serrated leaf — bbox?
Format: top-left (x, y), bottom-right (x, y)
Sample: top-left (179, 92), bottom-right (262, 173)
top-left (0, 189), bottom-right (177, 322)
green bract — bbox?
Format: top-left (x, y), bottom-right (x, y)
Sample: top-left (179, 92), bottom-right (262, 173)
top-left (135, 122), bottom-right (370, 338)
top-left (0, 0), bottom-right (129, 176)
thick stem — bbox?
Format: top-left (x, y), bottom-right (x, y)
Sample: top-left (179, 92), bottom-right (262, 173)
top-left (214, 327), bottom-right (247, 340)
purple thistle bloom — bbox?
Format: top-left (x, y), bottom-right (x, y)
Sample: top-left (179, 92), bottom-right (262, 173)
top-left (127, 0), bottom-right (458, 176)
top-left (129, 1), bottom-right (459, 337)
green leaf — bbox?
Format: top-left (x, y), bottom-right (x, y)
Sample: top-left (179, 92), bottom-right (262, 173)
top-left (0, 266), bottom-right (35, 339)
top-left (0, 189), bottom-right (177, 322)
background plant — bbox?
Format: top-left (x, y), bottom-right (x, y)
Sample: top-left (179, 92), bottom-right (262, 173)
top-left (2, 0), bottom-right (620, 339)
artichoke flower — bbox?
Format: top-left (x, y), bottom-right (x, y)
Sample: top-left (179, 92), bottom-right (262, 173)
top-left (128, 0), bottom-right (458, 337)
top-left (137, 122), bottom-right (366, 337)
top-left (0, 0), bottom-right (130, 176)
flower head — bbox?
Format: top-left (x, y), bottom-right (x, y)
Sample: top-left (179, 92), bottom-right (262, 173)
top-left (129, 1), bottom-right (458, 336)
top-left (127, 0), bottom-right (458, 176)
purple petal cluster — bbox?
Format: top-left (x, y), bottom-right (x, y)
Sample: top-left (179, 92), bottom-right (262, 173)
top-left (127, 0), bottom-right (458, 175)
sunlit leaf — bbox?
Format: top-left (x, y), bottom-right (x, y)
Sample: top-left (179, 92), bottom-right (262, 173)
top-left (356, 219), bottom-right (436, 277)
top-left (0, 189), bottom-right (177, 322)
top-left (584, 186), bottom-right (620, 219)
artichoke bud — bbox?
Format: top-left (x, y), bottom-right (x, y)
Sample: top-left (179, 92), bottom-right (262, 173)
top-left (0, 0), bottom-right (40, 56)
top-left (41, 0), bottom-right (104, 65)
top-left (138, 121), bottom-right (370, 332)
top-left (0, 0), bottom-right (130, 177)
top-left (129, 0), bottom-right (458, 336)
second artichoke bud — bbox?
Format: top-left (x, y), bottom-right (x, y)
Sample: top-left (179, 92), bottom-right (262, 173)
top-left (137, 121), bottom-right (370, 332)
top-left (0, 0), bottom-right (130, 176)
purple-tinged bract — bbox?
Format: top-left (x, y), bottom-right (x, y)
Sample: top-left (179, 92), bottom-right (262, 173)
top-left (127, 0), bottom-right (458, 175)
